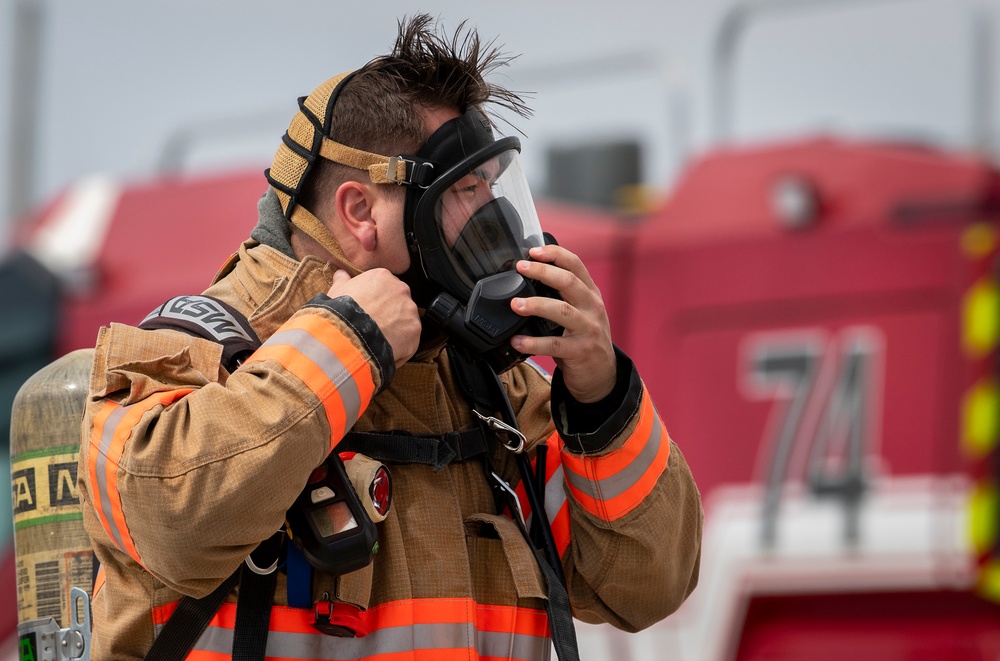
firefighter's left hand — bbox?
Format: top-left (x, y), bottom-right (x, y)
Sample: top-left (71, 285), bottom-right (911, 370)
top-left (510, 244), bottom-right (617, 403)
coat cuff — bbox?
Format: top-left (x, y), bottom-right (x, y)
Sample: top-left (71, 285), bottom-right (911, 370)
top-left (304, 293), bottom-right (396, 394)
top-left (552, 345), bottom-right (643, 454)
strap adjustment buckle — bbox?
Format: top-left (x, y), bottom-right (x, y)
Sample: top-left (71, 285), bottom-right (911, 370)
top-left (385, 156), bottom-right (435, 187)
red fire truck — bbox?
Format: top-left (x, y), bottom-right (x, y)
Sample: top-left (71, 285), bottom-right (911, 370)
top-left (577, 135), bottom-right (1000, 660)
top-left (9, 135), bottom-right (1000, 661)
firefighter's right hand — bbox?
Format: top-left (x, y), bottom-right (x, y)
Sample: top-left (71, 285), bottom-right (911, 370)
top-left (327, 269), bottom-right (420, 368)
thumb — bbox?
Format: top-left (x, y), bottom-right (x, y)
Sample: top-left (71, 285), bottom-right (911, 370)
top-left (332, 269), bottom-right (351, 285)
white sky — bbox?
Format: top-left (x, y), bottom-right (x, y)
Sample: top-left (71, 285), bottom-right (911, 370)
top-left (1, 0), bottom-right (998, 251)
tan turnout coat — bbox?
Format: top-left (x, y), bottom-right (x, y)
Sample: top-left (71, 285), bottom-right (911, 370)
top-left (79, 229), bottom-right (702, 660)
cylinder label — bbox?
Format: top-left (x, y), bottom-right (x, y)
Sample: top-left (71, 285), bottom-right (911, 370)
top-left (12, 448), bottom-right (82, 530)
top-left (16, 550), bottom-right (93, 624)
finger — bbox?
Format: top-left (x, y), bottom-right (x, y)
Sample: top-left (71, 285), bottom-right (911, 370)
top-left (511, 294), bottom-right (588, 336)
top-left (510, 329), bottom-right (592, 361)
top-left (528, 245), bottom-right (597, 291)
top-left (515, 259), bottom-right (597, 312)
top-left (510, 332), bottom-right (557, 358)
top-left (332, 269), bottom-right (351, 284)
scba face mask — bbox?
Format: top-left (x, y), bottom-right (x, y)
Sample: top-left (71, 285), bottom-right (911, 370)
top-left (403, 111), bottom-right (563, 372)
top-left (265, 71), bottom-right (560, 374)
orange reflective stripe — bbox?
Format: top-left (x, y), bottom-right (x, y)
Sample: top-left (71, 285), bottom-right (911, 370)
top-left (151, 601), bottom-right (173, 626)
top-left (155, 598), bottom-right (547, 634)
top-left (550, 502), bottom-right (571, 557)
top-left (561, 392), bottom-right (655, 478)
top-left (93, 565), bottom-right (106, 596)
top-left (562, 392), bottom-right (670, 521)
top-left (251, 344), bottom-right (350, 446)
top-left (88, 401), bottom-right (119, 556)
top-left (516, 432), bottom-right (573, 558)
top-left (153, 598), bottom-right (550, 661)
top-left (474, 603), bottom-right (550, 637)
top-left (89, 389), bottom-right (194, 566)
top-left (183, 651), bottom-right (475, 661)
top-left (514, 433), bottom-right (561, 519)
top-left (281, 314), bottom-right (376, 409)
top-left (244, 314), bottom-right (375, 451)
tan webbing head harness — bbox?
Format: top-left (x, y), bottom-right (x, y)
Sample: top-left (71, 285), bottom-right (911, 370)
top-left (265, 71), bottom-right (409, 276)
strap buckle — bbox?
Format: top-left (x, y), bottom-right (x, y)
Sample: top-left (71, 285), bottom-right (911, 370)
top-left (385, 156), bottom-right (434, 187)
top-left (313, 592), bottom-right (363, 637)
top-left (244, 555), bottom-right (278, 576)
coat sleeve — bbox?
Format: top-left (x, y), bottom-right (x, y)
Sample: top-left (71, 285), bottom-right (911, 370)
top-left (78, 294), bottom-right (394, 597)
top-left (509, 348), bottom-right (703, 633)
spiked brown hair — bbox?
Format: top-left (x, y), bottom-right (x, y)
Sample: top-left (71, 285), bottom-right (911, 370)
top-left (301, 14), bottom-right (531, 211)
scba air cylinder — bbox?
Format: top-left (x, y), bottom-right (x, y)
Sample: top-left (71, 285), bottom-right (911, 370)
top-left (10, 349), bottom-right (95, 641)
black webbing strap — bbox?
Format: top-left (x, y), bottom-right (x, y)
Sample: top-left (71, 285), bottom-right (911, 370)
top-left (536, 550), bottom-right (581, 661)
top-left (446, 344), bottom-right (581, 661)
top-left (337, 428), bottom-right (489, 471)
top-left (232, 533), bottom-right (283, 661)
top-left (144, 571), bottom-right (240, 661)
top-left (144, 534), bottom-right (284, 661)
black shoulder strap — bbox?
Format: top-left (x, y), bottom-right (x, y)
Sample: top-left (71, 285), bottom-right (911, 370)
top-left (143, 571), bottom-right (240, 661)
top-left (447, 343), bottom-right (580, 661)
top-left (144, 533), bottom-right (283, 661)
top-left (141, 296), bottom-right (278, 661)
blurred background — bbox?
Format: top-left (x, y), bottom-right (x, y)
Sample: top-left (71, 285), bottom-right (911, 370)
top-left (4, 0), bottom-right (1000, 659)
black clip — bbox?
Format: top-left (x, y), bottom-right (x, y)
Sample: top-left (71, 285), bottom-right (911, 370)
top-left (313, 592), bottom-right (357, 638)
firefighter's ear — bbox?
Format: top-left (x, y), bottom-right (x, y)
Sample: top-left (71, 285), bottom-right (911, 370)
top-left (335, 181), bottom-right (378, 252)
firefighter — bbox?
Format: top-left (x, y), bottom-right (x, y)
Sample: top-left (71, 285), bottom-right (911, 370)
top-left (77, 14), bottom-right (703, 660)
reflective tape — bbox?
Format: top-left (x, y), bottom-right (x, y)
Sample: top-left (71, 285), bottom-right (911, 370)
top-left (962, 227), bottom-right (1000, 604)
top-left (963, 378), bottom-right (1000, 458)
top-left (561, 392), bottom-right (670, 521)
top-left (153, 598), bottom-right (551, 661)
top-left (961, 223), bottom-right (997, 259)
top-left (88, 389), bottom-right (193, 566)
top-left (979, 558), bottom-right (1000, 603)
top-left (519, 433), bottom-right (572, 557)
top-left (969, 481), bottom-right (998, 555)
top-left (245, 314), bottom-right (375, 450)
top-left (964, 278), bottom-right (1000, 357)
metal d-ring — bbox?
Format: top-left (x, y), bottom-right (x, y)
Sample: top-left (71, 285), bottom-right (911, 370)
top-left (245, 531), bottom-right (282, 575)
top-left (245, 554), bottom-right (279, 576)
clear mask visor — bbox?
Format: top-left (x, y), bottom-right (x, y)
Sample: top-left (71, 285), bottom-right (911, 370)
top-left (431, 149), bottom-right (544, 292)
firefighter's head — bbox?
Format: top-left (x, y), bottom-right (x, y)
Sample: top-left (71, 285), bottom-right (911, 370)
top-left (265, 14), bottom-right (535, 308)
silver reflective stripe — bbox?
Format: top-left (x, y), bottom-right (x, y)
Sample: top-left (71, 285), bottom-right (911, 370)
top-left (544, 465), bottom-right (567, 525)
top-left (527, 464), bottom-right (569, 532)
top-left (187, 621), bottom-right (551, 660)
top-left (564, 409), bottom-right (664, 501)
top-left (95, 405), bottom-right (129, 551)
top-left (262, 328), bottom-right (362, 427)
top-left (478, 629), bottom-right (551, 660)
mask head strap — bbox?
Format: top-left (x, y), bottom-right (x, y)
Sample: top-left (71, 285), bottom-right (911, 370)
top-left (265, 71), bottom-right (432, 274)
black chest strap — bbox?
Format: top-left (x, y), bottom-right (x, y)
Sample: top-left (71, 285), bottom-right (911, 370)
top-left (338, 427), bottom-right (489, 471)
